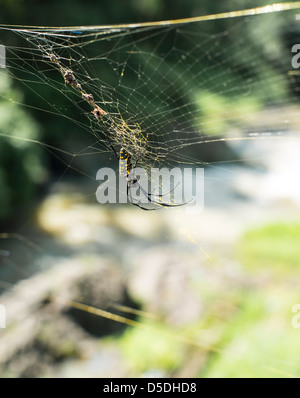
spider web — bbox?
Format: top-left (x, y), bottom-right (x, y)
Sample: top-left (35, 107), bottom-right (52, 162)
top-left (1, 3), bottom-right (300, 378)
top-left (2, 3), bottom-right (300, 175)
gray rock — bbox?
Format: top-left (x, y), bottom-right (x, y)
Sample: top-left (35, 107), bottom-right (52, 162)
top-left (0, 256), bottom-right (132, 377)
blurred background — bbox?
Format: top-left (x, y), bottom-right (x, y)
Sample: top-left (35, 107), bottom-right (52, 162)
top-left (0, 0), bottom-right (300, 378)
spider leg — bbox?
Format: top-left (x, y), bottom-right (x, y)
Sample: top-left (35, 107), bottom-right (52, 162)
top-left (126, 166), bottom-right (191, 211)
top-left (131, 179), bottom-right (188, 209)
top-left (130, 161), bottom-right (179, 199)
top-left (147, 181), bottom-right (180, 198)
top-left (127, 181), bottom-right (158, 211)
top-left (130, 199), bottom-right (160, 211)
top-left (103, 127), bottom-right (119, 160)
top-left (144, 180), bottom-right (195, 207)
top-left (108, 139), bottom-right (119, 160)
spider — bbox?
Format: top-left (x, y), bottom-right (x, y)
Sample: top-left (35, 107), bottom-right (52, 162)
top-left (119, 147), bottom-right (187, 211)
top-left (46, 57), bottom-right (186, 210)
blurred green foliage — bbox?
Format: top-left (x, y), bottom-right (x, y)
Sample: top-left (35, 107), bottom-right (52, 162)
top-left (116, 222), bottom-right (300, 377)
top-left (119, 320), bottom-right (186, 374)
top-left (0, 71), bottom-right (46, 220)
top-left (237, 222), bottom-right (300, 272)
top-left (194, 91), bottom-right (261, 135)
top-left (203, 222), bottom-right (300, 377)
